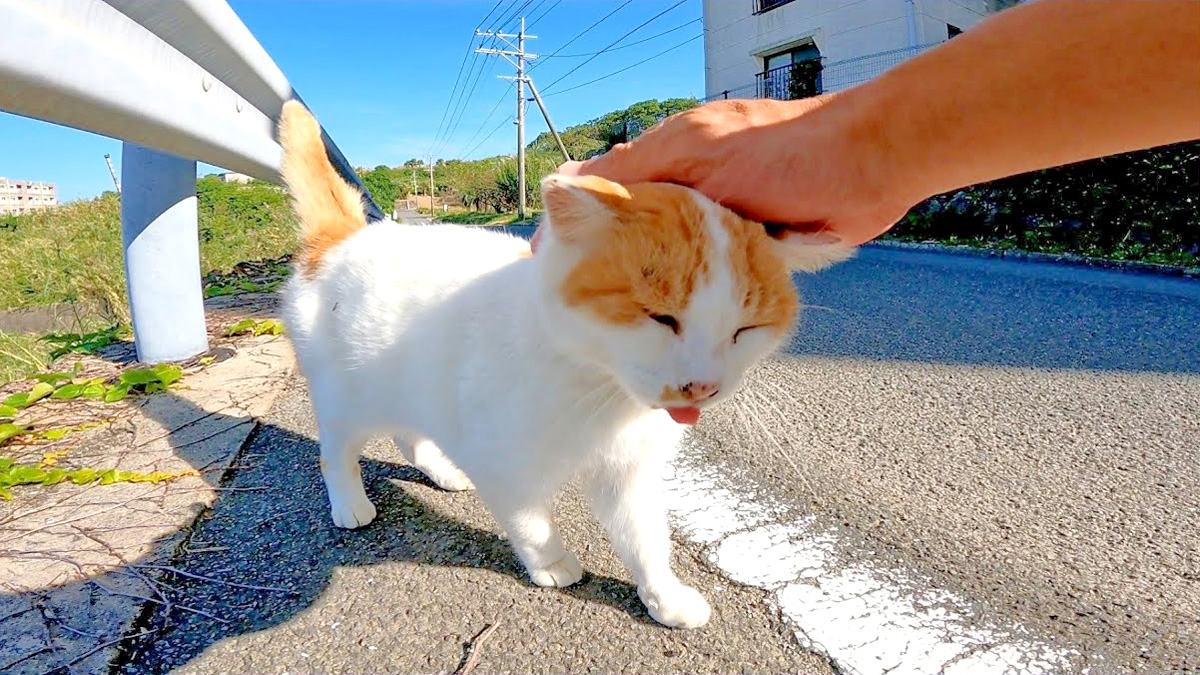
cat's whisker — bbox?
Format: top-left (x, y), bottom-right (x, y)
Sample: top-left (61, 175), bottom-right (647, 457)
top-left (742, 389), bottom-right (816, 499)
top-left (755, 376), bottom-right (803, 415)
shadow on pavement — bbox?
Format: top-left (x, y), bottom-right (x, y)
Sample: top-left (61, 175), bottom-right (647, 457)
top-left (0, 390), bottom-right (651, 675)
top-left (787, 247), bottom-right (1200, 375)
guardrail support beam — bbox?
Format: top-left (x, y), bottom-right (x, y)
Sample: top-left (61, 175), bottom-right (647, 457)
top-left (120, 143), bottom-right (209, 363)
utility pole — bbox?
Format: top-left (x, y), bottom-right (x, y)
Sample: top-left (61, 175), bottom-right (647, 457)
top-left (427, 153), bottom-right (435, 213)
top-left (477, 18), bottom-right (557, 220)
top-left (526, 79), bottom-right (571, 163)
top-left (515, 17), bottom-right (526, 219)
top-left (103, 153), bottom-right (120, 193)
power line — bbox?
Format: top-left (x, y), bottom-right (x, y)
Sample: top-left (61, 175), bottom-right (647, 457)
top-left (541, 0), bottom-right (688, 93)
top-left (435, 52), bottom-right (498, 157)
top-left (455, 83), bottom-right (515, 160)
top-left (548, 17), bottom-right (698, 58)
top-left (527, 1), bottom-right (632, 73)
top-left (545, 33), bottom-right (702, 97)
top-left (526, 0), bottom-right (560, 30)
top-left (493, 0), bottom-right (534, 33)
top-left (463, 114), bottom-right (515, 160)
top-left (429, 1), bottom-right (505, 157)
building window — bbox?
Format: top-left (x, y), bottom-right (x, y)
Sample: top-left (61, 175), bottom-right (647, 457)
top-left (757, 43), bottom-right (822, 100)
top-left (947, 23), bottom-right (962, 38)
top-left (753, 0), bottom-right (795, 14)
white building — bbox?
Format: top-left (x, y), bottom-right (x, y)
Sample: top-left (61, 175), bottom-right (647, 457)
top-left (219, 172), bottom-right (254, 184)
top-left (703, 0), bottom-right (998, 101)
top-left (0, 177), bottom-right (57, 216)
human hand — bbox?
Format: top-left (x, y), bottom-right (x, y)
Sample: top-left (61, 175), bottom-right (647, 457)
top-left (533, 96), bottom-right (915, 251)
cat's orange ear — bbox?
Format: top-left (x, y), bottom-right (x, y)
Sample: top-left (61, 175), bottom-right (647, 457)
top-left (768, 230), bottom-right (856, 273)
top-left (540, 174), bottom-right (631, 243)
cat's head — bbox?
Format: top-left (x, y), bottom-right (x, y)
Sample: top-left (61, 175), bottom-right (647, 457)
top-left (534, 174), bottom-right (853, 425)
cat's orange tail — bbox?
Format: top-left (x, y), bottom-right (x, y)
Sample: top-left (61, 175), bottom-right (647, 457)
top-left (278, 100), bottom-right (367, 273)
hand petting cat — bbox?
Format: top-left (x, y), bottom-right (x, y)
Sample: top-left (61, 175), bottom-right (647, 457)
top-left (534, 1), bottom-right (1199, 252)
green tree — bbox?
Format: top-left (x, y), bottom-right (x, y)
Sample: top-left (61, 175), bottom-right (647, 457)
top-left (359, 165), bottom-right (399, 212)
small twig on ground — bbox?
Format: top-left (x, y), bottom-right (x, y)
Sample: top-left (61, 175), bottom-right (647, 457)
top-left (132, 564), bottom-right (298, 594)
top-left (37, 628), bottom-right (157, 675)
top-left (454, 621), bottom-right (502, 675)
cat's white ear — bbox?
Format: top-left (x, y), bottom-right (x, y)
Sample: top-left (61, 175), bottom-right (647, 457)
top-left (540, 174), bottom-right (630, 243)
top-left (769, 229), bottom-right (856, 273)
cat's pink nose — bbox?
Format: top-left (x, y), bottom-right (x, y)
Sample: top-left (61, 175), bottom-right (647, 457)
top-left (680, 381), bottom-right (720, 402)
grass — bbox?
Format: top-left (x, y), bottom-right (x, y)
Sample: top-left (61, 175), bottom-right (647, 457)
top-left (432, 209), bottom-right (539, 226)
top-left (0, 180), bottom-right (296, 325)
top-left (0, 332), bottom-right (52, 385)
top-left (0, 179), bottom-right (297, 385)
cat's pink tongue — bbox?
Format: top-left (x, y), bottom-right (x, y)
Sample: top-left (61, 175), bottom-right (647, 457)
top-left (666, 406), bottom-right (701, 425)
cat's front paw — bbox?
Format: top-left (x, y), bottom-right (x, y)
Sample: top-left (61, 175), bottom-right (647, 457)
top-left (329, 495), bottom-right (377, 529)
top-left (527, 552), bottom-right (583, 588)
top-left (639, 582), bottom-right (711, 629)
top-left (428, 466), bottom-right (474, 492)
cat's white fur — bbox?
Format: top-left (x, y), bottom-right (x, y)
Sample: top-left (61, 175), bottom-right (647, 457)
top-left (280, 106), bottom-right (851, 629)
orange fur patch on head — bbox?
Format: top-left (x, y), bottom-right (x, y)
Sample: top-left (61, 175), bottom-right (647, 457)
top-left (722, 211), bottom-right (799, 335)
top-left (560, 183), bottom-right (713, 325)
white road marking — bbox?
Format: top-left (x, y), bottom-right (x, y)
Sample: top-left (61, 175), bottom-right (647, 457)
top-left (664, 453), bottom-right (1085, 675)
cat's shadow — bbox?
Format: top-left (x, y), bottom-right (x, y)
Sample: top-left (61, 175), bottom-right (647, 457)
top-left (1, 390), bottom-right (655, 675)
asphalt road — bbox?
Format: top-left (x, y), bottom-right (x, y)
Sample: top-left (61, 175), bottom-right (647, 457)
top-left (688, 247), bottom-right (1200, 673)
top-left (119, 246), bottom-right (1198, 674)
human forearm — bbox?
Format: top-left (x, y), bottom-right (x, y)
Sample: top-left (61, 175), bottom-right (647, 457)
top-left (835, 0), bottom-right (1200, 212)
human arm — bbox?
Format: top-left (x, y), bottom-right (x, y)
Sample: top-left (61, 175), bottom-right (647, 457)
top-left (553, 0), bottom-right (1200, 246)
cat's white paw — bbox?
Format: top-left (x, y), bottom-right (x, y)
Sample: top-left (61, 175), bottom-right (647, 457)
top-left (639, 582), bottom-right (711, 629)
top-left (527, 552), bottom-right (583, 588)
top-left (329, 495), bottom-right (377, 529)
top-left (427, 466), bottom-right (474, 492)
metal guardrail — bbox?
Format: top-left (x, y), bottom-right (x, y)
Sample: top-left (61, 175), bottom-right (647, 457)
top-left (0, 0), bottom-right (382, 363)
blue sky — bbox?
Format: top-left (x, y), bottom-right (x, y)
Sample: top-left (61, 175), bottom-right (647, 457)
top-left (0, 0), bottom-right (705, 202)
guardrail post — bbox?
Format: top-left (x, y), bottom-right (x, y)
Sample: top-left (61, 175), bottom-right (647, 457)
top-left (120, 142), bottom-right (209, 363)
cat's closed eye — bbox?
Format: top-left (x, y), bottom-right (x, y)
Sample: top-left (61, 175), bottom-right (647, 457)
top-left (733, 325), bottom-right (764, 344)
top-left (648, 313), bottom-right (681, 335)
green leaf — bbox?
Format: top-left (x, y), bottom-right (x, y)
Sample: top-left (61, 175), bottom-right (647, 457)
top-left (81, 382), bottom-right (106, 399)
top-left (252, 320), bottom-right (284, 336)
top-left (26, 382), bottom-right (54, 406)
top-left (0, 486), bottom-right (11, 501)
top-left (119, 368), bottom-right (159, 386)
top-left (33, 372), bottom-right (73, 385)
top-left (0, 404), bottom-right (16, 420)
top-left (0, 424), bottom-right (31, 444)
top-left (40, 468), bottom-right (67, 486)
top-left (0, 457), bottom-right (12, 471)
top-left (68, 468), bottom-right (98, 485)
top-left (5, 464), bottom-right (46, 486)
top-left (2, 393), bottom-right (29, 408)
top-left (37, 428), bottom-right (69, 441)
top-left (98, 468), bottom-right (119, 485)
top-left (103, 383), bottom-right (130, 403)
top-left (151, 364), bottom-right (182, 386)
top-left (51, 384), bottom-right (84, 400)
top-left (224, 319), bottom-right (257, 336)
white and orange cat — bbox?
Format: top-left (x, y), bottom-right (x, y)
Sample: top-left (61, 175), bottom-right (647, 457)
top-left (278, 101), bottom-right (851, 628)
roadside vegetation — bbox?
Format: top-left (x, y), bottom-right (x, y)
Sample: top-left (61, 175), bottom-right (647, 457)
top-left (2, 98), bottom-right (1195, 382)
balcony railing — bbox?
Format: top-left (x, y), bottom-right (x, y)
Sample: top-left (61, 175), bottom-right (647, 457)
top-left (755, 60), bottom-right (823, 100)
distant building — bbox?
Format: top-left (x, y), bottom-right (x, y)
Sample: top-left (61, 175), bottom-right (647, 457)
top-left (0, 177), bottom-right (57, 216)
top-left (219, 172), bottom-right (254, 184)
top-left (703, 0), bottom-right (997, 101)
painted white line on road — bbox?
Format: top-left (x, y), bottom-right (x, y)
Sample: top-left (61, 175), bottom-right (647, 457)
top-left (664, 457), bottom-right (1084, 675)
